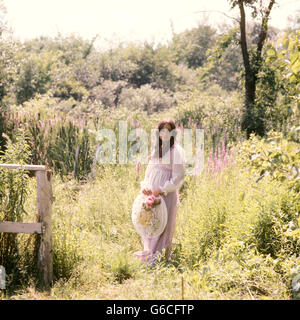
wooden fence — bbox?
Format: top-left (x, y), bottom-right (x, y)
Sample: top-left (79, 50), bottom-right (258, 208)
top-left (0, 164), bottom-right (54, 289)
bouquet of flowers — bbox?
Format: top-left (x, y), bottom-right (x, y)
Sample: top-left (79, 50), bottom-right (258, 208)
top-left (143, 195), bottom-right (161, 211)
top-left (138, 195), bottom-right (161, 226)
top-left (132, 193), bottom-right (167, 238)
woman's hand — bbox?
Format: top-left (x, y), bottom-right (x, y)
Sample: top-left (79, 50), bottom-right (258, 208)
top-left (142, 188), bottom-right (152, 196)
top-left (153, 188), bottom-right (162, 197)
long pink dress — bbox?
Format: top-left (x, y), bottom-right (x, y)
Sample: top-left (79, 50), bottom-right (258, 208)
top-left (134, 142), bottom-right (186, 265)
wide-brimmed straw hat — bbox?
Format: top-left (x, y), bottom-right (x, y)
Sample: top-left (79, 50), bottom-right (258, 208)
top-left (132, 193), bottom-right (168, 238)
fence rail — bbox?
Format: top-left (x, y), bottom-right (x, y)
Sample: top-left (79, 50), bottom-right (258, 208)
top-left (0, 222), bottom-right (42, 234)
top-left (0, 163), bottom-right (54, 289)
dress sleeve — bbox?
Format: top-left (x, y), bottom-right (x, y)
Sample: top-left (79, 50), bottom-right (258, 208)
top-left (140, 157), bottom-right (152, 190)
top-left (159, 145), bottom-right (185, 196)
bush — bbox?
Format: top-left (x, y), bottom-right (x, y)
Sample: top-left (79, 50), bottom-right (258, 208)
top-left (236, 130), bottom-right (300, 200)
top-left (47, 120), bottom-right (94, 181)
top-left (89, 80), bottom-right (128, 108)
top-left (0, 128), bottom-right (35, 290)
top-left (15, 51), bottom-right (55, 104)
top-left (98, 48), bottom-right (138, 82)
top-left (176, 149), bottom-right (299, 281)
top-left (119, 84), bottom-right (175, 114)
top-left (235, 131), bottom-right (300, 258)
top-left (262, 30), bottom-right (300, 138)
top-left (175, 86), bottom-right (245, 149)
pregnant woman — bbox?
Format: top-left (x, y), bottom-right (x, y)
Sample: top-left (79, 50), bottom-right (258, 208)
top-left (134, 119), bottom-right (185, 265)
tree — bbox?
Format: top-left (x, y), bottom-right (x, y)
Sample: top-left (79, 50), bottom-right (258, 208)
top-left (264, 30), bottom-right (300, 140)
top-left (229, 0), bottom-right (275, 138)
top-left (169, 24), bottom-right (217, 69)
top-left (0, 0), bottom-right (16, 108)
top-left (286, 9), bottom-right (300, 32)
top-left (198, 26), bottom-right (242, 91)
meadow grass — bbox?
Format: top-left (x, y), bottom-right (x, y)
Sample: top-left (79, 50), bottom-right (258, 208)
top-left (3, 150), bottom-right (299, 300)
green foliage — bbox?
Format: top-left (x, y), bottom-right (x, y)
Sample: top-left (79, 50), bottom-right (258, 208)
top-left (169, 24), bottom-right (217, 69)
top-left (185, 239), bottom-right (291, 299)
top-left (123, 42), bottom-right (178, 91)
top-left (90, 80), bottom-right (128, 108)
top-left (265, 30), bottom-right (300, 139)
top-left (0, 127), bottom-right (34, 289)
top-left (0, 40), bottom-right (19, 108)
top-left (14, 50), bottom-right (57, 104)
top-left (229, 0), bottom-right (261, 13)
top-left (50, 64), bottom-right (89, 102)
top-left (99, 46), bottom-right (139, 82)
top-left (1, 21), bottom-right (297, 142)
top-left (1, 15), bottom-right (300, 300)
top-left (0, 127), bottom-right (31, 221)
top-left (0, 108), bottom-right (95, 182)
top-left (47, 120), bottom-right (93, 181)
top-left (235, 131), bottom-right (300, 257)
top-left (52, 210), bottom-right (83, 281)
top-left (176, 154), bottom-right (299, 297)
top-left (236, 131), bottom-right (300, 197)
top-left (3, 148), bottom-right (300, 299)
top-left (198, 26), bottom-right (242, 91)
top-left (108, 251), bottom-right (138, 284)
top-left (22, 112), bottom-right (52, 166)
top-left (255, 46), bottom-right (282, 130)
top-left (175, 86), bottom-right (245, 148)
top-left (119, 84), bottom-right (175, 114)
top-left (252, 30), bottom-right (300, 140)
top-left (24, 34), bottom-right (96, 65)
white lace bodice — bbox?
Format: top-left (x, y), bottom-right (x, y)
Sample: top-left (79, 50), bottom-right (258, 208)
top-left (140, 143), bottom-right (185, 196)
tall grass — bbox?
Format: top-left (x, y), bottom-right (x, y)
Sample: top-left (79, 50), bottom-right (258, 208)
top-left (1, 98), bottom-right (299, 300)
top-left (0, 128), bottom-right (38, 292)
top-left (3, 138), bottom-right (299, 299)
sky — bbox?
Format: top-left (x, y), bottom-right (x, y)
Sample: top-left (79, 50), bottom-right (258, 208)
top-left (3, 0), bottom-right (300, 48)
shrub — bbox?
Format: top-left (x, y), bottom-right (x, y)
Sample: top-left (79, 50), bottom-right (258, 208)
top-left (98, 48), bottom-right (138, 82)
top-left (235, 131), bottom-right (300, 258)
top-left (175, 86), bottom-right (245, 149)
top-left (47, 120), bottom-right (94, 181)
top-left (119, 84), bottom-right (175, 114)
top-left (0, 128), bottom-right (34, 289)
top-left (89, 80), bottom-right (128, 108)
top-left (236, 130), bottom-right (300, 200)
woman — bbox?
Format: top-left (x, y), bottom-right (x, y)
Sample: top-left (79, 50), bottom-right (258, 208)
top-left (134, 119), bottom-right (185, 265)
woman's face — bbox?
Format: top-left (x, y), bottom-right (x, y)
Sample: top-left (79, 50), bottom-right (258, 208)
top-left (159, 123), bottom-right (172, 142)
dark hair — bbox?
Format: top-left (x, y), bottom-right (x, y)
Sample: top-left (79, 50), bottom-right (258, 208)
top-left (153, 119), bottom-right (177, 159)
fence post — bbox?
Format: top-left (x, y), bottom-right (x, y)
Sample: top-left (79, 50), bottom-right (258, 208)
top-left (36, 168), bottom-right (53, 289)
